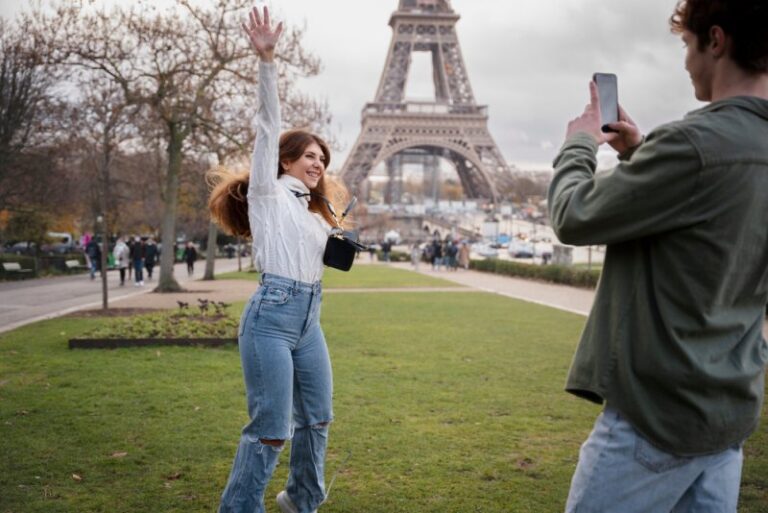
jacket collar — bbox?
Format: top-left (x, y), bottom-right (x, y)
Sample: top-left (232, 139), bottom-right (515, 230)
top-left (687, 95), bottom-right (768, 121)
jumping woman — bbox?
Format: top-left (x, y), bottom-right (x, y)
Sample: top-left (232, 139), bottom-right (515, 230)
top-left (208, 6), bottom-right (348, 513)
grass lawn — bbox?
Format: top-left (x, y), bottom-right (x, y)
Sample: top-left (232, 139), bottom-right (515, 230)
top-left (217, 264), bottom-right (463, 289)
top-left (1, 277), bottom-right (766, 511)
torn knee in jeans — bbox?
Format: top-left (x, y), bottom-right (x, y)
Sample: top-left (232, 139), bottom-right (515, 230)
top-left (310, 421), bottom-right (331, 430)
top-left (259, 438), bottom-right (286, 448)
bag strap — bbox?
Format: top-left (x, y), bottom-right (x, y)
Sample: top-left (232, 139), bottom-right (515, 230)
top-left (293, 191), bottom-right (357, 229)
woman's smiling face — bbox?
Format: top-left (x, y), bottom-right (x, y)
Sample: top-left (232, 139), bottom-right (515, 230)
top-left (282, 142), bottom-right (325, 189)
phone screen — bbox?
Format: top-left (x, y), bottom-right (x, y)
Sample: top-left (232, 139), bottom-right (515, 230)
top-left (593, 73), bottom-right (618, 131)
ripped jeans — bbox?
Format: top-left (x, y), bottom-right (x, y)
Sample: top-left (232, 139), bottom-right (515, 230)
top-left (219, 274), bottom-right (333, 513)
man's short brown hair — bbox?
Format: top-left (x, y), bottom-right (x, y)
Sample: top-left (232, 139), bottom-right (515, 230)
top-left (670, 0), bottom-right (768, 73)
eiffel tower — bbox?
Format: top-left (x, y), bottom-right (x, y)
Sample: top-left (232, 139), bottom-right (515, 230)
top-left (339, 0), bottom-right (514, 204)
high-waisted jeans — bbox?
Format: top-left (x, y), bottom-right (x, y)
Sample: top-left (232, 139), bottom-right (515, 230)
top-left (219, 273), bottom-right (333, 513)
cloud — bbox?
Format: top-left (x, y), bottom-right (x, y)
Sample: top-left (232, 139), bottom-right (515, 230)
top-left (1, 0), bottom-right (704, 171)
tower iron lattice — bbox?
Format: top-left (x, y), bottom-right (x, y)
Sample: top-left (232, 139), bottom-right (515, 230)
top-left (339, 0), bottom-right (514, 203)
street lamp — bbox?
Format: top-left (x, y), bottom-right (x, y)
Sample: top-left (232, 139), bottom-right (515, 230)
top-left (96, 215), bottom-right (108, 310)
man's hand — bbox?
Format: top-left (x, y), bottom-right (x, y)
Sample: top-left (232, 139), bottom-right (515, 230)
top-left (242, 6), bottom-right (283, 62)
top-left (603, 105), bottom-right (644, 155)
top-left (565, 82), bottom-right (644, 154)
top-left (565, 81), bottom-right (606, 144)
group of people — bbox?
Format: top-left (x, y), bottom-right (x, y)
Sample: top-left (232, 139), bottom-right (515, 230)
top-left (83, 236), bottom-right (199, 285)
top-left (83, 234), bottom-right (155, 285)
top-left (111, 236), bottom-right (159, 286)
top-left (205, 2), bottom-right (768, 513)
top-left (413, 239), bottom-right (471, 271)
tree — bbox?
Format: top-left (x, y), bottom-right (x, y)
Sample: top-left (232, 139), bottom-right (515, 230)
top-left (41, 0), bottom-right (330, 291)
top-left (0, 17), bottom-right (61, 211)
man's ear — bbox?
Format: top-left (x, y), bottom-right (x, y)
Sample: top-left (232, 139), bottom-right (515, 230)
top-left (709, 25), bottom-right (729, 58)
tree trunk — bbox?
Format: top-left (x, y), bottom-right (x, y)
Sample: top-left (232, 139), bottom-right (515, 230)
top-left (203, 220), bottom-right (217, 280)
top-left (156, 127), bottom-right (184, 292)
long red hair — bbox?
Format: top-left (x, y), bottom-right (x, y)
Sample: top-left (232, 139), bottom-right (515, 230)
top-left (208, 130), bottom-right (350, 238)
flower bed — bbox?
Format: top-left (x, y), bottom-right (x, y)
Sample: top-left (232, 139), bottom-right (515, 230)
top-left (68, 307), bottom-right (238, 349)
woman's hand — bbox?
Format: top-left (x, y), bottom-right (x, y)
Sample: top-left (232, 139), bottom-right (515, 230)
top-left (242, 6), bottom-right (283, 62)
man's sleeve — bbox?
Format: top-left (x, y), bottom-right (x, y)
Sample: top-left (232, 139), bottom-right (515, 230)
top-left (548, 125), bottom-right (702, 246)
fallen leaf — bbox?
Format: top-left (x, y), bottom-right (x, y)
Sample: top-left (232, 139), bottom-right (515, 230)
top-left (164, 482), bottom-right (172, 488)
top-left (111, 451), bottom-right (128, 458)
top-left (166, 472), bottom-right (182, 480)
top-left (71, 474), bottom-right (82, 482)
top-left (194, 406), bottom-right (201, 411)
top-left (156, 351), bottom-right (162, 357)
top-left (0, 380), bottom-right (10, 387)
top-left (16, 410), bottom-right (29, 416)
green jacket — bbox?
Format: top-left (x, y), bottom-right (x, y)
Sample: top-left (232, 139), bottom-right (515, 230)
top-left (549, 96), bottom-right (768, 456)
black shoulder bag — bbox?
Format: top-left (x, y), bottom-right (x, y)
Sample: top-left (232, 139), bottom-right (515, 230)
top-left (293, 192), bottom-right (368, 271)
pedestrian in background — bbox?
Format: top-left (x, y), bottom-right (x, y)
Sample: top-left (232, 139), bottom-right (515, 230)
top-left (410, 241), bottom-right (421, 271)
top-left (131, 236), bottom-right (145, 286)
top-left (126, 237), bottom-right (134, 281)
top-left (380, 239), bottom-right (392, 262)
top-left (85, 237), bottom-right (101, 280)
top-left (458, 241), bottom-right (470, 270)
top-left (112, 237), bottom-right (130, 286)
top-left (144, 237), bottom-right (158, 280)
top-left (182, 241), bottom-right (198, 277)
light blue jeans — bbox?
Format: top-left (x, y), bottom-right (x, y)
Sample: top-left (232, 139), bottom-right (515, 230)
top-left (566, 408), bottom-right (743, 513)
top-left (219, 274), bottom-right (333, 513)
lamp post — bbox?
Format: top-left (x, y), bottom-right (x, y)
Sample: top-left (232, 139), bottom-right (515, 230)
top-left (97, 215), bottom-right (108, 310)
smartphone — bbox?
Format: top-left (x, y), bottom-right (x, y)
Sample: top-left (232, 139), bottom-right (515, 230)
top-left (593, 72), bottom-right (619, 132)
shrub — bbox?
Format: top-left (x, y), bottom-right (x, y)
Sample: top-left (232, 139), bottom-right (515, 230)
top-left (376, 250), bottom-right (409, 262)
top-left (469, 259), bottom-right (600, 289)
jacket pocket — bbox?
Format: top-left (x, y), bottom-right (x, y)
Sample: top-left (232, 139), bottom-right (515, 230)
top-left (634, 436), bottom-right (692, 473)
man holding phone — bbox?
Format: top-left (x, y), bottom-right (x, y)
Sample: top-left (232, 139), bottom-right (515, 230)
top-left (548, 1), bottom-right (768, 512)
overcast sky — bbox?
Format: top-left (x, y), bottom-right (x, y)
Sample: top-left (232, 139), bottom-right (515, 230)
top-left (1, 0), bottom-right (702, 171)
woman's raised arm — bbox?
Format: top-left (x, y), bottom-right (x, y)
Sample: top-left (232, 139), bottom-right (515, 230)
top-left (243, 6), bottom-right (284, 198)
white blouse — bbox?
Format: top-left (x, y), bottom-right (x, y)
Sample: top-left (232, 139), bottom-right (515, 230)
top-left (247, 62), bottom-right (330, 284)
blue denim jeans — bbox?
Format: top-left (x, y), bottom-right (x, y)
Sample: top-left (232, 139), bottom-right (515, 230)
top-left (219, 274), bottom-right (332, 513)
top-left (566, 408), bottom-right (743, 513)
top-left (133, 260), bottom-right (143, 282)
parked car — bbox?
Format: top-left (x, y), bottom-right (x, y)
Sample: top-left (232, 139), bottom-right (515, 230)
top-left (508, 239), bottom-right (534, 258)
top-left (7, 241), bottom-right (38, 255)
top-left (472, 242), bottom-right (498, 258)
top-left (43, 232), bottom-right (74, 254)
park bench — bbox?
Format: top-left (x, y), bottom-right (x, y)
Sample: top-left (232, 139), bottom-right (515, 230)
top-left (65, 259), bottom-right (88, 271)
top-left (2, 262), bottom-right (33, 276)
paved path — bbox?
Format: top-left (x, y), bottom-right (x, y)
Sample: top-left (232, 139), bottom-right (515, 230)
top-left (388, 261), bottom-right (768, 338)
top-left (389, 262), bottom-right (595, 316)
top-left (3, 258), bottom-right (765, 340)
top-left (0, 258), bottom-right (242, 333)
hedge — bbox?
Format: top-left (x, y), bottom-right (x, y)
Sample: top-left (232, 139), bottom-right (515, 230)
top-left (469, 258), bottom-right (601, 289)
top-left (376, 250), bottom-right (410, 262)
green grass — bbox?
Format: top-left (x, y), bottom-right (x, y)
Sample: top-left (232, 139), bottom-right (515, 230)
top-left (1, 287), bottom-right (766, 511)
top-left (217, 264), bottom-right (463, 289)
